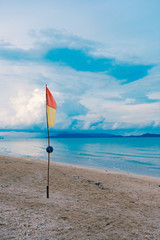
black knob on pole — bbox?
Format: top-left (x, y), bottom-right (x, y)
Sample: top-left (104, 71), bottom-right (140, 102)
top-left (46, 146), bottom-right (54, 153)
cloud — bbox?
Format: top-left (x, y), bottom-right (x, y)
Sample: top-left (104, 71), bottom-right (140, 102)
top-left (147, 92), bottom-right (160, 100)
top-left (0, 87), bottom-right (45, 128)
top-left (30, 28), bottom-right (97, 50)
top-left (0, 24), bottom-right (159, 133)
top-left (76, 99), bottom-right (160, 130)
top-left (45, 47), bottom-right (153, 83)
top-left (108, 63), bottom-right (153, 83)
top-left (0, 0), bottom-right (159, 63)
top-left (0, 36), bottom-right (153, 84)
top-left (60, 99), bottom-right (88, 117)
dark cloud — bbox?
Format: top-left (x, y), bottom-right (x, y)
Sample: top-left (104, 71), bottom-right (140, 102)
top-left (60, 99), bottom-right (88, 117)
top-left (44, 47), bottom-right (154, 83)
top-left (69, 119), bottom-right (85, 129)
top-left (108, 64), bottom-right (153, 83)
top-left (44, 48), bottom-right (113, 72)
top-left (0, 47), bottom-right (29, 61)
top-left (0, 42), bottom-right (154, 84)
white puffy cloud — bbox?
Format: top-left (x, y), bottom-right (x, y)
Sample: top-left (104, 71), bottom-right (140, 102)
top-left (0, 87), bottom-right (45, 128)
top-left (147, 92), bottom-right (160, 100)
top-left (76, 99), bottom-right (160, 130)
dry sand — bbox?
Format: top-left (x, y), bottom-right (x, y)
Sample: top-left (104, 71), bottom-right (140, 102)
top-left (0, 154), bottom-right (160, 240)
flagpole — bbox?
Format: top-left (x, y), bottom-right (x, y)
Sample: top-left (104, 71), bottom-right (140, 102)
top-left (46, 84), bottom-right (50, 199)
top-left (46, 84), bottom-right (55, 199)
top-left (47, 126), bottom-right (50, 199)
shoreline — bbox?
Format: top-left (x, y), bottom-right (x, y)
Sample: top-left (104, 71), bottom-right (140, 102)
top-left (0, 154), bottom-right (160, 239)
top-left (0, 153), bottom-right (159, 180)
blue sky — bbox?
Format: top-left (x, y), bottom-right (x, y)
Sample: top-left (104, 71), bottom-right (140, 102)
top-left (0, 0), bottom-right (160, 135)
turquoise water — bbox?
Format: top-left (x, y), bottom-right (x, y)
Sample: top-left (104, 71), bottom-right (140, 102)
top-left (0, 137), bottom-right (160, 177)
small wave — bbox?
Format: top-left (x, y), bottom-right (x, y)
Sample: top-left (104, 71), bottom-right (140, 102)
top-left (126, 160), bottom-right (155, 166)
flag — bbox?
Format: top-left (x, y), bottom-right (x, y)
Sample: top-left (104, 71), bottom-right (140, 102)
top-left (46, 86), bottom-right (57, 127)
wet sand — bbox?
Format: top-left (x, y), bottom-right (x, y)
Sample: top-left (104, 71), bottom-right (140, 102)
top-left (0, 154), bottom-right (160, 239)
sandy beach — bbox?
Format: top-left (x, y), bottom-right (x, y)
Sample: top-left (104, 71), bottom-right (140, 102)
top-left (0, 154), bottom-right (160, 240)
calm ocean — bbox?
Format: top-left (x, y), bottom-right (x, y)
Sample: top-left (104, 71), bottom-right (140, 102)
top-left (0, 137), bottom-right (160, 177)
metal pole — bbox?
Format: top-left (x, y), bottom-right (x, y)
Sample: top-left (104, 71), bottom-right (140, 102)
top-left (46, 84), bottom-right (50, 199)
top-left (46, 84), bottom-right (54, 198)
top-left (47, 153), bottom-right (50, 198)
top-left (46, 125), bottom-right (50, 198)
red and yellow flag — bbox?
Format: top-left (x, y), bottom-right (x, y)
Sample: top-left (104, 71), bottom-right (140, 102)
top-left (46, 86), bottom-right (57, 127)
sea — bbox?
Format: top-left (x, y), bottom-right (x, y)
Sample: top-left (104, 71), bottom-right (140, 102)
top-left (0, 137), bottom-right (160, 178)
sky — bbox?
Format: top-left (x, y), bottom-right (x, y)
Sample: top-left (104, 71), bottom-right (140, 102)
top-left (0, 0), bottom-right (160, 136)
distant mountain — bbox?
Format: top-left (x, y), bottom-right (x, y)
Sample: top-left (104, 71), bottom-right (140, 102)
top-left (1, 129), bottom-right (160, 139)
top-left (137, 133), bottom-right (160, 137)
top-left (125, 133), bottom-right (160, 138)
top-left (51, 132), bottom-right (123, 138)
top-left (50, 132), bottom-right (160, 138)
